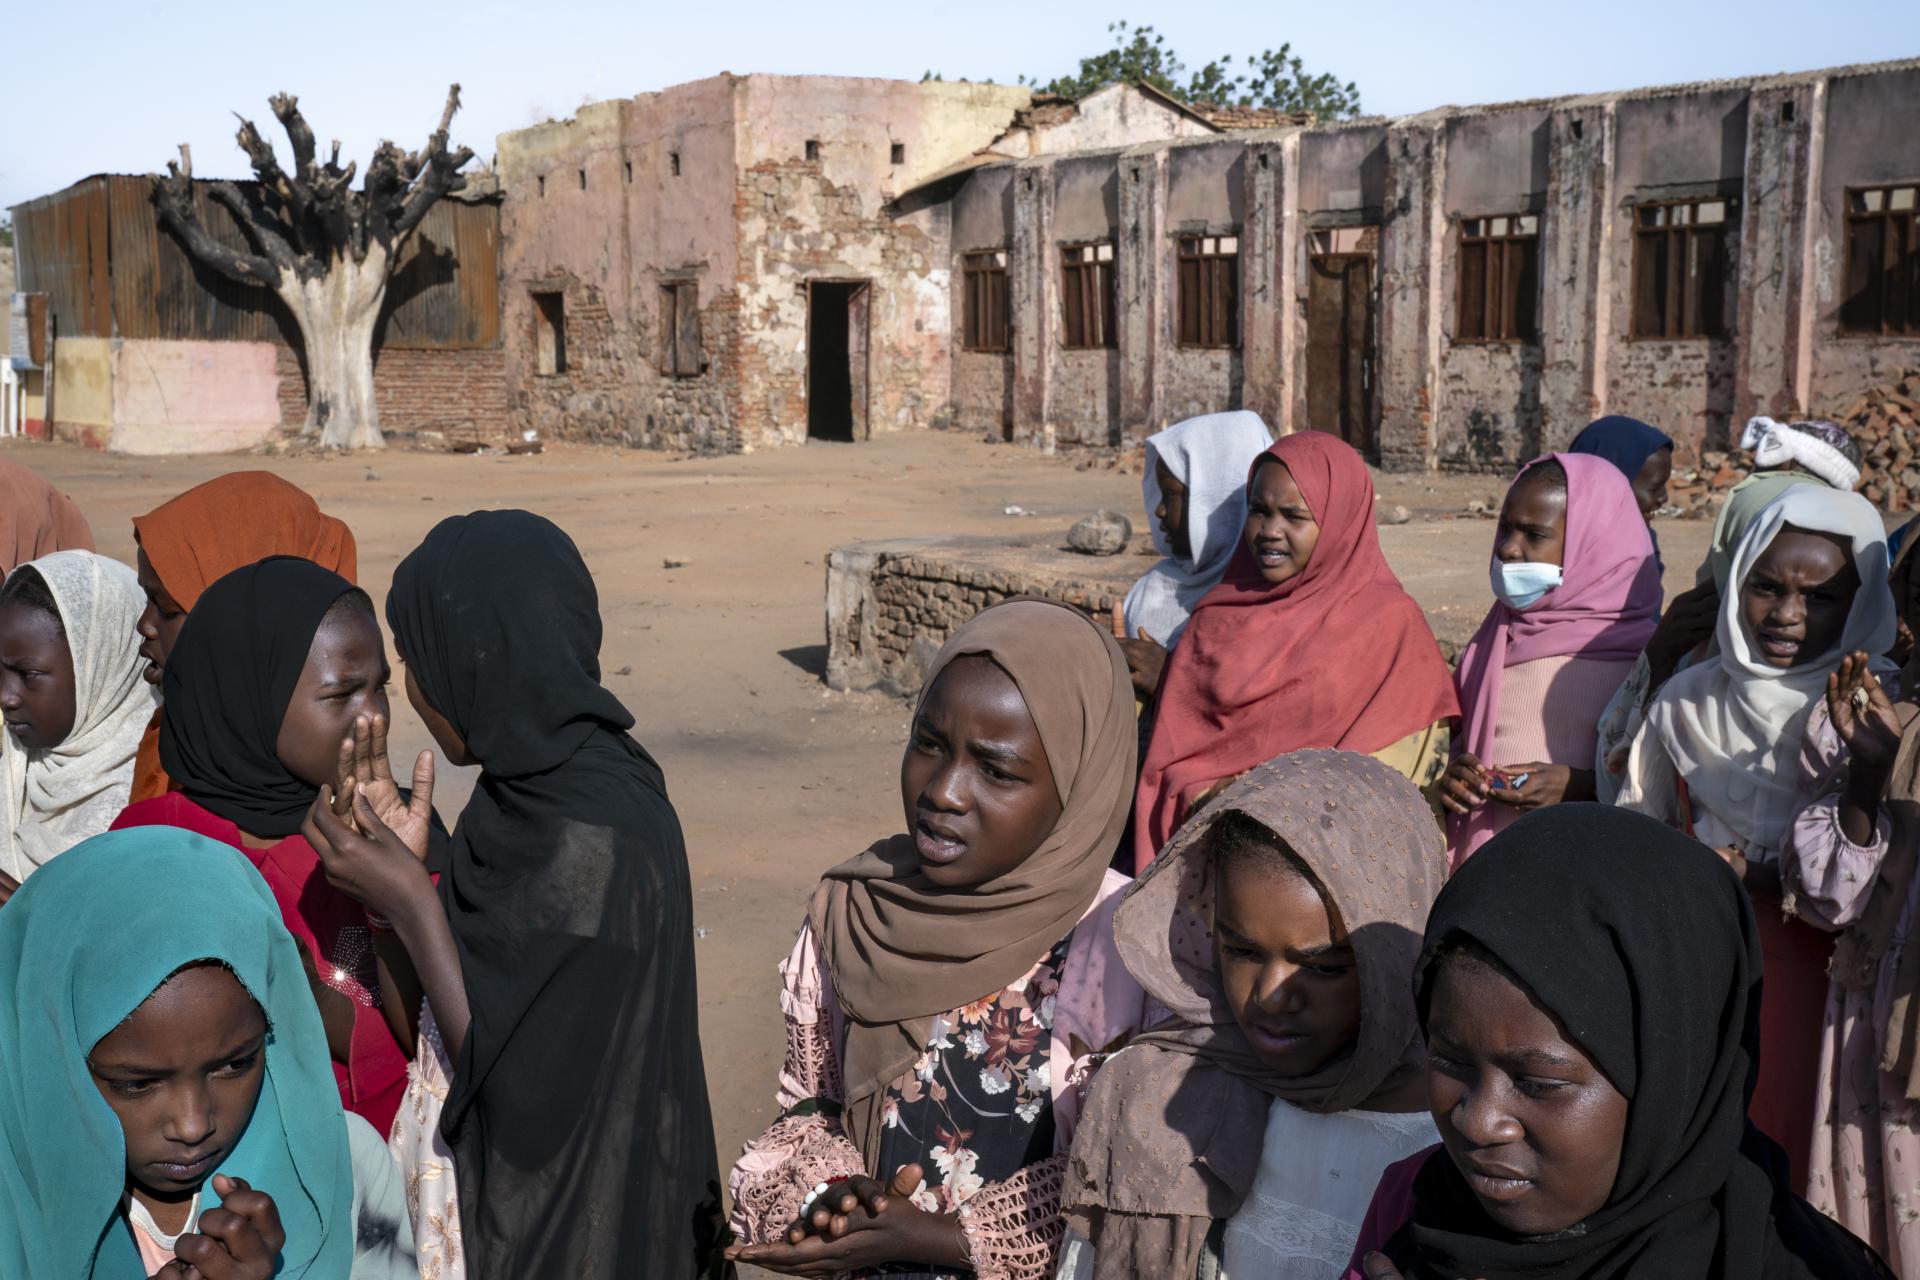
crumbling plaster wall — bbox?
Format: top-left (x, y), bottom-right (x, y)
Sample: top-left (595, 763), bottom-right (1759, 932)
top-left (949, 167), bottom-right (1015, 437)
top-left (1808, 66), bottom-right (1920, 415)
top-left (497, 79), bottom-right (739, 449)
top-left (1593, 91), bottom-right (1747, 454)
top-left (731, 76), bottom-right (1028, 447)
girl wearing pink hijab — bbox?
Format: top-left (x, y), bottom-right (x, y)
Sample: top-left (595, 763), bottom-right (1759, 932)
top-left (1439, 454), bottom-right (1661, 867)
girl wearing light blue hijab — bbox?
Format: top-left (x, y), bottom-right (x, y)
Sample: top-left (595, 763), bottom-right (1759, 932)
top-left (0, 826), bottom-right (413, 1278)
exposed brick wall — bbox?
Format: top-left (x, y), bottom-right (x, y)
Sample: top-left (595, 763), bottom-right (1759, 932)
top-left (275, 344), bottom-right (509, 439)
top-left (734, 158), bottom-right (950, 447)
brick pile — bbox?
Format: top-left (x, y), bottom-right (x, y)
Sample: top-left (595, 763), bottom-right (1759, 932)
top-left (1664, 369), bottom-right (1920, 516)
top-left (1838, 367), bottom-right (1920, 513)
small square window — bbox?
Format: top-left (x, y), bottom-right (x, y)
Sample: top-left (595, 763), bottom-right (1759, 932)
top-left (805, 139), bottom-right (820, 162)
top-left (1698, 201), bottom-right (1726, 225)
top-left (891, 142), bottom-right (905, 165)
top-left (670, 152), bottom-right (681, 177)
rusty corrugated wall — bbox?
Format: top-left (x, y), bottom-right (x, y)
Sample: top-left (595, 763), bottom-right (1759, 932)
top-left (11, 175), bottom-right (499, 350)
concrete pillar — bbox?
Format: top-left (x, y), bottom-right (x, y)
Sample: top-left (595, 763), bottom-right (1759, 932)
top-left (1538, 102), bottom-right (1614, 449)
top-left (1241, 135), bottom-right (1294, 433)
top-left (1010, 160), bottom-right (1054, 449)
top-left (1377, 119), bottom-right (1447, 470)
top-left (1734, 80), bottom-right (1823, 427)
top-left (1117, 145), bottom-right (1167, 441)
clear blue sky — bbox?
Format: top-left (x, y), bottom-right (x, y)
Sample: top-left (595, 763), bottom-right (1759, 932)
top-left (3, 0), bottom-right (1912, 213)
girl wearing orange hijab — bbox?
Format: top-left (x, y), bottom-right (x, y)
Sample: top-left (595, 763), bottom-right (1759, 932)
top-left (129, 472), bottom-right (357, 801)
top-left (1133, 433), bottom-right (1457, 871)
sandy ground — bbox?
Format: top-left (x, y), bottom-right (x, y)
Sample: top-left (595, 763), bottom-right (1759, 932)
top-left (6, 430), bottom-right (1714, 1251)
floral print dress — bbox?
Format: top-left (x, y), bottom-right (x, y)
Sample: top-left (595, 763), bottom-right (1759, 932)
top-left (728, 868), bottom-right (1151, 1280)
top-left (874, 935), bottom-right (1070, 1231)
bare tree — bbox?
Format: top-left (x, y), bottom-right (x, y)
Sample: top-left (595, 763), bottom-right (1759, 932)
top-left (152, 87), bottom-right (474, 449)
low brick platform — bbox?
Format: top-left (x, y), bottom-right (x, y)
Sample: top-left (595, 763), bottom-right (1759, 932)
top-left (825, 534), bottom-right (1149, 694)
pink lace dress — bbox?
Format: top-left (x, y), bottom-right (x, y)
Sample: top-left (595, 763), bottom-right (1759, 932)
top-left (728, 869), bottom-right (1149, 1280)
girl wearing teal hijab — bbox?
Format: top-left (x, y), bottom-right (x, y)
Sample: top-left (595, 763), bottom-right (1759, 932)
top-left (0, 826), bottom-right (413, 1278)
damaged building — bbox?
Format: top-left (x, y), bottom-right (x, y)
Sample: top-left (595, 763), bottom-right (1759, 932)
top-left (933, 57), bottom-right (1920, 468)
top-left (491, 74), bottom-right (1265, 451)
top-left (8, 58), bottom-right (1916, 468)
top-left (496, 57), bottom-right (1919, 467)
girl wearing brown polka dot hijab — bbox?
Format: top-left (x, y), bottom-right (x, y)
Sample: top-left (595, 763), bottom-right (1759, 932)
top-left (1062, 749), bottom-right (1447, 1280)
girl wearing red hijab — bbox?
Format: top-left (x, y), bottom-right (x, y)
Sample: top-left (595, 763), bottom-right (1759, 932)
top-left (1133, 433), bottom-right (1458, 871)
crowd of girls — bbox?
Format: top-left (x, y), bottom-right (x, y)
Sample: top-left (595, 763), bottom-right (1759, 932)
top-left (0, 402), bottom-right (1916, 1279)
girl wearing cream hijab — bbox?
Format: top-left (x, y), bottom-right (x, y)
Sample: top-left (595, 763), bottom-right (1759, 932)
top-left (1620, 485), bottom-right (1896, 1191)
top-left (0, 550), bottom-right (155, 898)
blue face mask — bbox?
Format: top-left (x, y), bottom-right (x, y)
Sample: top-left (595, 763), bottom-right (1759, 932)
top-left (1491, 559), bottom-right (1564, 611)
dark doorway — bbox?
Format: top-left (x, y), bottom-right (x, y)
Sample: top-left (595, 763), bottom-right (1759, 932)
top-left (807, 281), bottom-right (870, 441)
top-left (1306, 252), bottom-right (1376, 456)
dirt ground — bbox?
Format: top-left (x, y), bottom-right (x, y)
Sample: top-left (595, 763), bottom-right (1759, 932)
top-left (6, 430), bottom-right (1714, 1238)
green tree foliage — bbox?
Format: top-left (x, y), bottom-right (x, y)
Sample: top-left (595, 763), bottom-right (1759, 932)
top-left (1022, 21), bottom-right (1361, 119)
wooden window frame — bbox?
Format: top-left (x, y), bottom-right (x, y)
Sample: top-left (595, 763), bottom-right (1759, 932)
top-left (1455, 213), bottom-right (1540, 345)
top-left (961, 250), bottom-right (1011, 354)
top-left (1630, 198), bottom-right (1734, 341)
top-left (531, 291), bottom-right (567, 376)
top-left (660, 280), bottom-right (703, 378)
top-left (1841, 183), bottom-right (1920, 337)
top-left (1059, 240), bottom-right (1117, 350)
top-left (1175, 234), bottom-right (1239, 350)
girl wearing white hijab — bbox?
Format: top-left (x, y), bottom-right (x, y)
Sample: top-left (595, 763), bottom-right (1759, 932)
top-left (1619, 484), bottom-right (1895, 1195)
top-left (1118, 411), bottom-right (1273, 698)
top-left (0, 550), bottom-right (155, 894)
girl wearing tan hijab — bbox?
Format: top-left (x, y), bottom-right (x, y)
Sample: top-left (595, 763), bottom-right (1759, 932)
top-left (1062, 750), bottom-right (1447, 1280)
top-left (727, 600), bottom-right (1153, 1280)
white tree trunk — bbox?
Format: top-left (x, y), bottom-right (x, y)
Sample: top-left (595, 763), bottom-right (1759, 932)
top-left (280, 244), bottom-right (392, 450)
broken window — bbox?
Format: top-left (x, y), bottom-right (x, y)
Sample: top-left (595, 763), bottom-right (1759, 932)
top-left (661, 281), bottom-right (703, 377)
top-left (1060, 241), bottom-right (1117, 349)
top-left (1842, 184), bottom-right (1920, 336)
top-left (532, 292), bottom-right (567, 375)
top-left (1631, 199), bottom-right (1732, 340)
top-left (962, 251), bottom-right (1010, 353)
top-left (1176, 235), bottom-right (1239, 349)
top-left (805, 139), bottom-right (821, 162)
top-left (891, 142), bottom-right (906, 165)
top-left (1456, 214), bottom-right (1540, 343)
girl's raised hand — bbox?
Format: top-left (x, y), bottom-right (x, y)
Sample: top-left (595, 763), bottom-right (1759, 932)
top-left (1827, 652), bottom-right (1904, 774)
top-left (333, 713), bottom-right (434, 860)
top-left (166, 1175), bottom-right (284, 1280)
top-left (304, 781), bottom-right (436, 923)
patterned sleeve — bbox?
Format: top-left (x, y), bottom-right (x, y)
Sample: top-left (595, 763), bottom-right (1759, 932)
top-left (1783, 700), bottom-right (1892, 931)
top-left (958, 1153), bottom-right (1068, 1280)
top-left (726, 922), bottom-right (867, 1245)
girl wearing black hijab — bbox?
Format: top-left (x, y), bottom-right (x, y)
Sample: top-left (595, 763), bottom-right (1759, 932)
top-left (302, 510), bottom-right (727, 1280)
top-left (1346, 804), bottom-right (1890, 1280)
top-left (112, 556), bottom-right (415, 1134)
